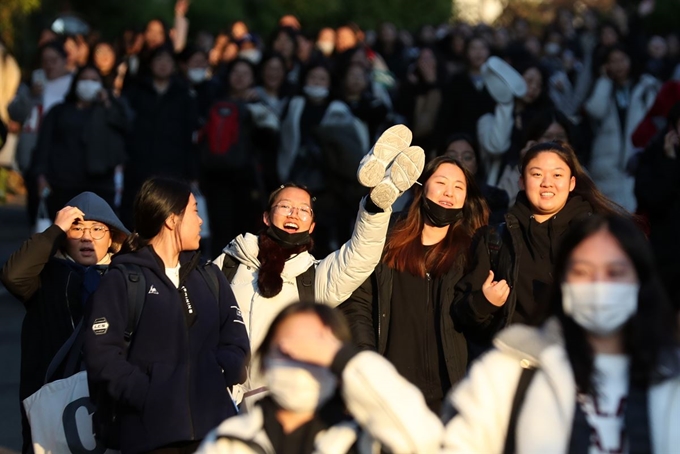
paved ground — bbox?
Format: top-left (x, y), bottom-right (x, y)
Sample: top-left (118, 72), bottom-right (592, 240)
top-left (0, 199), bottom-right (30, 453)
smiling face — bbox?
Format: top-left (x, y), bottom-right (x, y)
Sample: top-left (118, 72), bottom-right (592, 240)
top-left (263, 187), bottom-right (315, 234)
top-left (64, 220), bottom-right (113, 266)
top-left (177, 193), bottom-right (202, 251)
top-left (520, 151), bottom-right (576, 222)
top-left (423, 163), bottom-right (467, 209)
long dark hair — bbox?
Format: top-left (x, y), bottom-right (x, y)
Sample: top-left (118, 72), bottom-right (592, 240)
top-left (120, 177), bottom-right (192, 253)
top-left (549, 214), bottom-right (678, 394)
top-left (257, 301), bottom-right (352, 372)
top-left (519, 141), bottom-right (625, 216)
top-left (383, 156), bottom-right (489, 278)
top-left (256, 183), bottom-right (315, 298)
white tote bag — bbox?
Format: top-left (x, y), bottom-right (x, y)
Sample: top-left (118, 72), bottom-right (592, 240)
top-left (34, 193), bottom-right (52, 234)
top-left (23, 371), bottom-right (118, 454)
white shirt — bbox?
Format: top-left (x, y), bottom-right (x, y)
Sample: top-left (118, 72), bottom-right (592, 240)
top-left (578, 354), bottom-right (630, 454)
top-left (165, 263), bottom-right (181, 288)
top-left (42, 73), bottom-right (73, 114)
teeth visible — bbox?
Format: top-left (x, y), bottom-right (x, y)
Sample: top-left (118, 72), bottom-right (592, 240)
top-left (284, 223), bottom-right (299, 229)
top-left (540, 192), bottom-right (554, 197)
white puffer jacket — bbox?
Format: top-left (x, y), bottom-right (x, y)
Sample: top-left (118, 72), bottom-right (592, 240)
top-left (442, 319), bottom-right (680, 453)
top-left (195, 350), bottom-right (444, 454)
top-left (213, 199), bottom-right (391, 393)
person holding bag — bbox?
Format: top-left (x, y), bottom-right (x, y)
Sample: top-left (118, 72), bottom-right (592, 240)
top-left (1, 192), bottom-right (129, 453)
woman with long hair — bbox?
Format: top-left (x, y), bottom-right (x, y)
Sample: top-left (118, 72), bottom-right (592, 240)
top-left (84, 177), bottom-right (249, 453)
top-left (443, 214), bottom-right (680, 453)
top-left (341, 155), bottom-right (489, 413)
top-left (453, 141), bottom-right (624, 356)
top-left (196, 302), bottom-right (443, 454)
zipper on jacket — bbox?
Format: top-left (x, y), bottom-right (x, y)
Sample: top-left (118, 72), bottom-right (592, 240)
top-left (182, 286), bottom-right (196, 440)
top-left (64, 271), bottom-right (76, 330)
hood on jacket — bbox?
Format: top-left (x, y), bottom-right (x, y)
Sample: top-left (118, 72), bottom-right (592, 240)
top-left (223, 233), bottom-right (261, 270)
top-left (509, 192), bottom-right (592, 261)
top-left (112, 246), bottom-right (201, 287)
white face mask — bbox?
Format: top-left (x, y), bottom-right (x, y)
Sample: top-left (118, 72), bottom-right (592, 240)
top-left (317, 41), bottom-right (335, 56)
top-left (264, 357), bottom-right (337, 412)
top-left (76, 80), bottom-right (102, 102)
top-left (303, 85), bottom-right (329, 100)
top-left (561, 282), bottom-right (639, 336)
top-left (240, 49), bottom-right (262, 65)
top-left (187, 67), bottom-right (209, 84)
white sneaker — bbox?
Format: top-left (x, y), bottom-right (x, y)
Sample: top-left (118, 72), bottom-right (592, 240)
top-left (357, 125), bottom-right (412, 188)
top-left (370, 146), bottom-right (425, 210)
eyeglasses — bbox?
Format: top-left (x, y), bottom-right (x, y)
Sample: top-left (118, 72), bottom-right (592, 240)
top-left (272, 203), bottom-right (313, 221)
top-left (67, 225), bottom-right (109, 240)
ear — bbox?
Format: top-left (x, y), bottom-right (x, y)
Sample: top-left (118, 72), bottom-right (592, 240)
top-left (263, 211), bottom-right (271, 227)
top-left (164, 214), bottom-right (176, 231)
top-left (519, 174), bottom-right (525, 191)
top-left (569, 175), bottom-right (576, 192)
top-left (308, 221), bottom-right (316, 234)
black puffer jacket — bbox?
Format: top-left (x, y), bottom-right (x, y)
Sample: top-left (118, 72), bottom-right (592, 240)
top-left (453, 193), bottom-right (593, 347)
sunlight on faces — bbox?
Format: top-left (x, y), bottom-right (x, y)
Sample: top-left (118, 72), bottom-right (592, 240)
top-left (424, 163), bottom-right (467, 209)
top-left (93, 44), bottom-right (116, 74)
top-left (565, 228), bottom-right (638, 285)
top-left (270, 312), bottom-right (327, 355)
top-left (145, 20), bottom-right (166, 49)
top-left (520, 151), bottom-right (575, 223)
top-left (176, 193), bottom-right (202, 251)
top-left (445, 140), bottom-right (477, 175)
top-left (263, 188), bottom-right (315, 235)
top-left (65, 221), bottom-right (112, 266)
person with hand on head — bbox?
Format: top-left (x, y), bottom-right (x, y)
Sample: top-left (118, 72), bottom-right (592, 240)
top-left (341, 156), bottom-right (489, 413)
top-left (196, 302), bottom-right (443, 454)
top-left (1, 192), bottom-right (129, 454)
top-left (453, 141), bottom-right (624, 359)
top-left (31, 64), bottom-right (128, 218)
top-left (442, 214), bottom-right (680, 453)
top-left (213, 124), bottom-right (424, 407)
top-left (84, 177), bottom-right (249, 453)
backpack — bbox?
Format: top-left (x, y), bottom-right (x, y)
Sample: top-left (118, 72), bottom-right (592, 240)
top-left (221, 254), bottom-right (316, 303)
top-left (200, 101), bottom-right (251, 172)
top-left (91, 262), bottom-right (220, 449)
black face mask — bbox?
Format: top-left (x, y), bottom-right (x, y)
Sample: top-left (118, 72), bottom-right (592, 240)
top-left (421, 198), bottom-right (463, 227)
top-left (266, 225), bottom-right (312, 249)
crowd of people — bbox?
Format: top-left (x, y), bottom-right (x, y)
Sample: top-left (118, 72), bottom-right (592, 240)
top-left (1, 0), bottom-right (680, 453)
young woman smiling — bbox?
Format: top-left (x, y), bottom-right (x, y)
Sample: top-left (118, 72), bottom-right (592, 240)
top-left (453, 141), bottom-right (623, 356)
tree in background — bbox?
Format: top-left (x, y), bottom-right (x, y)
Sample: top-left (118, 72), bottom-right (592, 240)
top-left (0, 0), bottom-right (41, 49)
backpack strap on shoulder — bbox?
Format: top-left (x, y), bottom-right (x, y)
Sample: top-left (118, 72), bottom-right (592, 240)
top-left (221, 254), bottom-right (241, 284)
top-left (502, 365), bottom-right (537, 454)
top-left (111, 263), bottom-right (146, 352)
top-left (296, 265), bottom-right (316, 303)
top-left (487, 222), bottom-right (506, 274)
top-left (198, 263), bottom-right (220, 302)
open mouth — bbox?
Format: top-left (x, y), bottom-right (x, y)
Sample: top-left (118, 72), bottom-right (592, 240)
top-left (540, 192), bottom-right (555, 198)
top-left (283, 222), bottom-right (299, 233)
top-left (79, 246), bottom-right (95, 255)
top-left (438, 200), bottom-right (455, 208)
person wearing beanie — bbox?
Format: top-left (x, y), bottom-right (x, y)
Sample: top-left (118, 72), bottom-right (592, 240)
top-left (1, 191), bottom-right (129, 454)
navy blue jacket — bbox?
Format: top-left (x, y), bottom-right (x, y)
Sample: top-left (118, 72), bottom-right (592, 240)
top-left (83, 247), bottom-right (249, 453)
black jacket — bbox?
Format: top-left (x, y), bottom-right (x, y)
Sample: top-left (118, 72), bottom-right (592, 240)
top-left (635, 133), bottom-right (680, 310)
top-left (340, 262), bottom-right (468, 388)
top-left (453, 193), bottom-right (593, 346)
top-left (83, 246), bottom-right (250, 453)
top-left (123, 78), bottom-right (199, 186)
top-left (1, 225), bottom-right (97, 400)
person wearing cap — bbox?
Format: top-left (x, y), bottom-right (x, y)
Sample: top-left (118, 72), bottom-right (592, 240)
top-left (1, 191), bottom-right (129, 453)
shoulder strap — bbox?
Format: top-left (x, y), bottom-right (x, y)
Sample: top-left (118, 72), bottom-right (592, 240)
top-left (221, 254), bottom-right (240, 284)
top-left (112, 263), bottom-right (146, 355)
top-left (44, 320), bottom-right (83, 383)
top-left (296, 265), bottom-right (316, 303)
top-left (198, 263), bottom-right (220, 302)
top-left (502, 366), bottom-right (537, 454)
top-left (487, 222), bottom-right (506, 274)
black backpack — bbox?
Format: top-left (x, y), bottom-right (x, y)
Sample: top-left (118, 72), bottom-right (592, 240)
top-left (221, 254), bottom-right (315, 303)
top-left (91, 262), bottom-right (220, 449)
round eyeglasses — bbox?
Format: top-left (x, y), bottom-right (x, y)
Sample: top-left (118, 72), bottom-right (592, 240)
top-left (272, 203), bottom-right (313, 221)
top-left (67, 225), bottom-right (109, 240)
